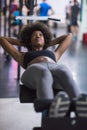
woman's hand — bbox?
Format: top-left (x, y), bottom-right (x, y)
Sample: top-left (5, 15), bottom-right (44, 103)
top-left (4, 37), bottom-right (24, 46)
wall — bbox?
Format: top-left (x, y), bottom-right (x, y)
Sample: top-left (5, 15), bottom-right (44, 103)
top-left (79, 0), bottom-right (87, 40)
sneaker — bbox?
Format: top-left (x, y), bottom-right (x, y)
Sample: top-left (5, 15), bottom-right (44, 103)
top-left (49, 91), bottom-right (70, 118)
top-left (76, 93), bottom-right (87, 117)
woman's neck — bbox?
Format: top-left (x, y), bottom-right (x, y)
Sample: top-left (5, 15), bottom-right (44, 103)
top-left (32, 47), bottom-right (43, 51)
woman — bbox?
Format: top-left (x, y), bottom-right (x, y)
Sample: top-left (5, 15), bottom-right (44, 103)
top-left (0, 22), bottom-right (83, 117)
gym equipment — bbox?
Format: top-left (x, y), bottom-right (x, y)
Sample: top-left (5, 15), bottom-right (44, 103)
top-left (19, 84), bottom-right (60, 103)
top-left (16, 16), bottom-right (61, 21)
top-left (19, 84), bottom-right (87, 130)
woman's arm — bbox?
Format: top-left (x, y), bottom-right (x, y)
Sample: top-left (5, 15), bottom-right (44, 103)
top-left (0, 36), bottom-right (25, 67)
top-left (4, 37), bottom-right (24, 46)
top-left (50, 34), bottom-right (67, 47)
top-left (54, 33), bottom-right (72, 62)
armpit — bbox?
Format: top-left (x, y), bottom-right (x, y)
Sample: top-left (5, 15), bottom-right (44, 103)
top-left (18, 52), bottom-right (26, 68)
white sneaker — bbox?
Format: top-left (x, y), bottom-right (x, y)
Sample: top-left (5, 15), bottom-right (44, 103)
top-left (76, 93), bottom-right (87, 117)
top-left (49, 91), bottom-right (70, 118)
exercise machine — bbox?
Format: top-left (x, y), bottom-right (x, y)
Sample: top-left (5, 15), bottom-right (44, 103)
top-left (19, 84), bottom-right (87, 130)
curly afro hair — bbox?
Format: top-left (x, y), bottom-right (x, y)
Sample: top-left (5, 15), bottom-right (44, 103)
top-left (19, 22), bottom-right (52, 50)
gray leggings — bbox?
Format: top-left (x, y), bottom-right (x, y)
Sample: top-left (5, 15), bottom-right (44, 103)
top-left (21, 62), bottom-right (81, 99)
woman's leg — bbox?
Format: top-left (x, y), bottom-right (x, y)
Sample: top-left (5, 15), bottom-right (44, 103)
top-left (49, 63), bottom-right (81, 99)
top-left (21, 62), bottom-right (54, 99)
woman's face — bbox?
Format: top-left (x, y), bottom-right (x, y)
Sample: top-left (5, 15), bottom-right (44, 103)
top-left (30, 30), bottom-right (45, 50)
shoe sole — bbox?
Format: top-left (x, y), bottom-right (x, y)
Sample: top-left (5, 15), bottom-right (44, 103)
top-left (76, 94), bottom-right (87, 117)
top-left (49, 91), bottom-right (70, 118)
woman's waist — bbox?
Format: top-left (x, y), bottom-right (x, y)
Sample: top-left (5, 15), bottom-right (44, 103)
top-left (27, 56), bottom-right (56, 66)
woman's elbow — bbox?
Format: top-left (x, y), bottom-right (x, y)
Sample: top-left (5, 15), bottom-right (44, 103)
top-left (0, 37), bottom-right (4, 44)
top-left (66, 33), bottom-right (72, 44)
top-left (67, 33), bottom-right (72, 39)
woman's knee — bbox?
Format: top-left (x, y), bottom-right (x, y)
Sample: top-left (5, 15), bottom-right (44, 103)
top-left (60, 66), bottom-right (71, 76)
top-left (39, 68), bottom-right (53, 83)
top-left (55, 65), bottom-right (72, 79)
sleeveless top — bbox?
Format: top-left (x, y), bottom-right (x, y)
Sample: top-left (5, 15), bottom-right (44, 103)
top-left (23, 50), bottom-right (56, 69)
